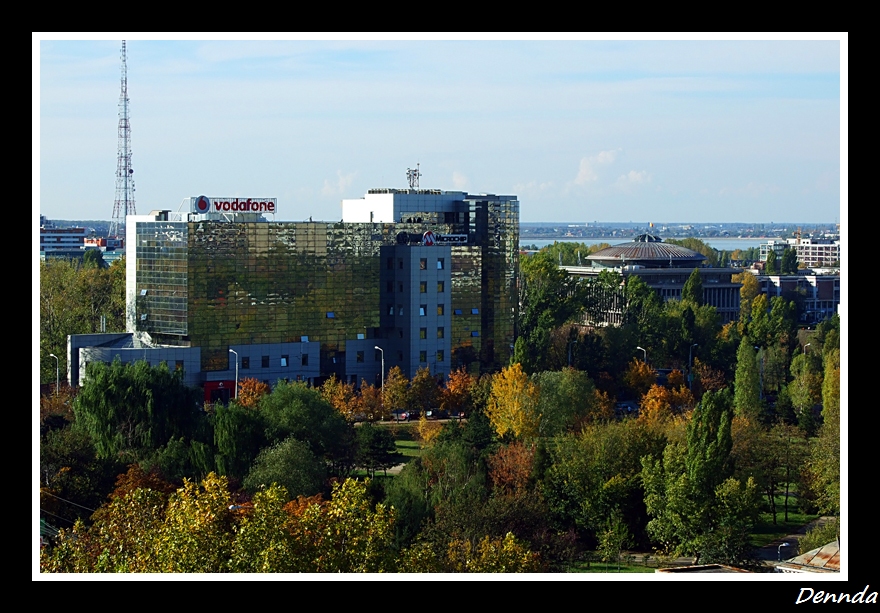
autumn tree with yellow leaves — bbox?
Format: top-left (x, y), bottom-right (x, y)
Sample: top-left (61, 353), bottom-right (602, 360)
top-left (487, 363), bottom-right (540, 439)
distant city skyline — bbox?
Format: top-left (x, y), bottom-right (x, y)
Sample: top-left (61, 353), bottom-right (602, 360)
top-left (36, 35), bottom-right (845, 225)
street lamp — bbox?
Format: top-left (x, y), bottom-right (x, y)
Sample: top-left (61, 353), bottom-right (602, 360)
top-left (636, 346), bottom-right (647, 364)
top-left (688, 344), bottom-right (698, 391)
top-left (777, 542), bottom-right (791, 562)
top-left (374, 346), bottom-right (385, 398)
top-left (804, 343), bottom-right (811, 354)
top-left (48, 353), bottom-right (59, 396)
top-left (568, 338), bottom-right (577, 367)
top-left (228, 349), bottom-right (239, 399)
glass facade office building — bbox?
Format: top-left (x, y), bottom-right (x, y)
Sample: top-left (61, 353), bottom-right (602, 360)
top-left (124, 189), bottom-right (518, 387)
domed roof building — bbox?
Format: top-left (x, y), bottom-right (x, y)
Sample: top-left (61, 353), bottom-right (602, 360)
top-left (587, 234), bottom-right (706, 269)
top-left (562, 234), bottom-right (741, 325)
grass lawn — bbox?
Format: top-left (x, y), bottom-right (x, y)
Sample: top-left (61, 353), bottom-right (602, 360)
top-left (568, 560), bottom-right (657, 573)
top-left (751, 490), bottom-right (818, 547)
top-left (395, 439), bottom-right (423, 458)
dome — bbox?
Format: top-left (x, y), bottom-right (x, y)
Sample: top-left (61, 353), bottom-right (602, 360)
top-left (587, 234), bottom-right (706, 268)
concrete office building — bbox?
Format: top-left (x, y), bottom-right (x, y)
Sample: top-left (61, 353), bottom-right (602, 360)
top-left (68, 189), bottom-right (518, 402)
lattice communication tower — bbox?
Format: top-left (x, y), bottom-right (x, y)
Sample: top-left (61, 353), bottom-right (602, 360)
top-left (110, 40), bottom-right (136, 238)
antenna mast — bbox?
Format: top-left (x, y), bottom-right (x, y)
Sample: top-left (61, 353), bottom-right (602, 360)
top-left (110, 40), bottom-right (136, 238)
top-left (406, 163), bottom-right (420, 189)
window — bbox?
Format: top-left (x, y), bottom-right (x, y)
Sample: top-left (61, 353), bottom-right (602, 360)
top-left (420, 305), bottom-right (427, 316)
top-left (397, 351), bottom-right (404, 361)
top-left (437, 327), bottom-right (444, 339)
top-left (471, 308), bottom-right (479, 315)
top-left (437, 304), bottom-right (445, 316)
top-left (398, 305), bottom-right (404, 316)
top-left (437, 281), bottom-right (444, 293)
top-left (301, 354), bottom-right (308, 366)
top-left (420, 328), bottom-right (427, 339)
top-left (419, 258), bottom-right (427, 270)
top-left (386, 281), bottom-right (393, 293)
top-left (471, 330), bottom-right (480, 337)
top-left (281, 355), bottom-right (289, 367)
top-left (175, 360), bottom-right (184, 371)
top-left (326, 312), bottom-right (335, 319)
top-left (437, 350), bottom-right (444, 362)
top-left (420, 281), bottom-right (427, 293)
top-left (454, 309), bottom-right (463, 315)
top-left (420, 351), bottom-right (427, 363)
top-left (399, 259), bottom-right (404, 269)
top-left (437, 258), bottom-right (445, 270)
top-left (399, 282), bottom-right (404, 292)
top-left (262, 356), bottom-right (270, 368)
top-left (242, 357), bottom-right (250, 369)
top-left (386, 257), bottom-right (394, 270)
top-left (388, 304), bottom-right (394, 315)
top-left (399, 329), bottom-right (404, 338)
top-left (356, 351), bottom-right (364, 363)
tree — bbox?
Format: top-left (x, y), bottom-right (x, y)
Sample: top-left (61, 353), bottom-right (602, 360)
top-left (734, 338), bottom-right (762, 420)
top-left (789, 353), bottom-right (822, 436)
top-left (765, 249), bottom-right (778, 274)
top-left (733, 271), bottom-right (760, 317)
top-left (532, 368), bottom-right (602, 435)
top-left (639, 384), bottom-right (694, 425)
top-left (74, 359), bottom-right (203, 463)
top-left (409, 367), bottom-right (439, 413)
top-left (781, 247), bottom-right (798, 275)
top-left (382, 366), bottom-right (410, 413)
top-left (666, 238), bottom-right (719, 267)
top-left (486, 363), bottom-right (540, 439)
top-left (236, 377), bottom-right (270, 409)
top-left (441, 367), bottom-right (475, 416)
top-left (641, 389), bottom-right (756, 565)
top-left (320, 374), bottom-right (359, 421)
top-left (82, 248), bottom-right (106, 269)
top-left (356, 423), bottom-right (402, 477)
top-left (681, 268), bottom-right (704, 307)
top-left (242, 436), bottom-right (326, 498)
top-left (623, 358), bottom-right (657, 399)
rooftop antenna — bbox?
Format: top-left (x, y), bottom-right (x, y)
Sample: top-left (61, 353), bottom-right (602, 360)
top-left (406, 163), bottom-right (420, 189)
top-left (110, 40), bottom-right (136, 239)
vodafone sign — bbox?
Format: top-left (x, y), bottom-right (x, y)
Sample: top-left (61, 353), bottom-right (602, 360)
top-left (192, 196), bottom-right (277, 214)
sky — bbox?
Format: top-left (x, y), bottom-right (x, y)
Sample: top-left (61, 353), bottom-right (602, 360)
top-left (35, 35), bottom-right (845, 225)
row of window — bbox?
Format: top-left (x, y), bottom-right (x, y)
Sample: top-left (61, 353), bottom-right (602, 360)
top-left (388, 258), bottom-right (446, 270)
top-left (237, 354), bottom-right (309, 369)
top-left (385, 281), bottom-right (445, 293)
top-left (356, 350), bottom-right (445, 363)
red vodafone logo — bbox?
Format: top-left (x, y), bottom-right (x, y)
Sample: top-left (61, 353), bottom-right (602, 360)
top-left (423, 231), bottom-right (435, 246)
top-left (195, 195), bottom-right (211, 213)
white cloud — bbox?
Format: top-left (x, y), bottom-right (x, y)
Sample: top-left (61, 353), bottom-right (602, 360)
top-left (616, 170), bottom-right (650, 184)
top-left (574, 149), bottom-right (619, 185)
top-left (452, 171), bottom-right (469, 190)
top-left (321, 170), bottom-right (356, 197)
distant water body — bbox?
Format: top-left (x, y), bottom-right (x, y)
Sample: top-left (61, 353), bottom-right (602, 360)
top-left (521, 237), bottom-right (765, 251)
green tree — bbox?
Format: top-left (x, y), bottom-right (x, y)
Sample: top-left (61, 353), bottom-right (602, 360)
top-left (641, 389), bottom-right (756, 565)
top-left (82, 248), bottom-right (106, 269)
top-left (356, 422), bottom-right (402, 477)
top-left (765, 249), bottom-right (778, 274)
top-left (666, 238), bottom-right (720, 266)
top-left (781, 247), bottom-right (798, 275)
top-left (532, 368), bottom-right (604, 435)
top-left (73, 359), bottom-right (204, 463)
top-left (734, 338), bottom-right (762, 420)
top-left (242, 436), bottom-right (326, 498)
top-left (681, 268), bottom-right (704, 307)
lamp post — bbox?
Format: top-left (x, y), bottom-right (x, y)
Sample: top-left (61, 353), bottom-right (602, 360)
top-left (568, 339), bottom-right (577, 367)
top-left (374, 346), bottom-right (384, 398)
top-left (777, 542), bottom-right (791, 562)
top-left (636, 346), bottom-right (647, 364)
top-left (688, 344), bottom-right (698, 391)
top-left (48, 353), bottom-right (59, 396)
top-left (804, 343), bottom-right (811, 354)
top-left (228, 349), bottom-right (239, 399)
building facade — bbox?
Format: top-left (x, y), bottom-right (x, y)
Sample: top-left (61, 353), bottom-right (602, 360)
top-left (760, 237), bottom-right (840, 268)
top-left (562, 234), bottom-right (742, 325)
top-left (752, 271), bottom-right (840, 324)
top-left (69, 189), bottom-right (518, 400)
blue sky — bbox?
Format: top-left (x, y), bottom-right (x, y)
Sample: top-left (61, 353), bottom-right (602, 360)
top-left (35, 35), bottom-right (845, 224)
